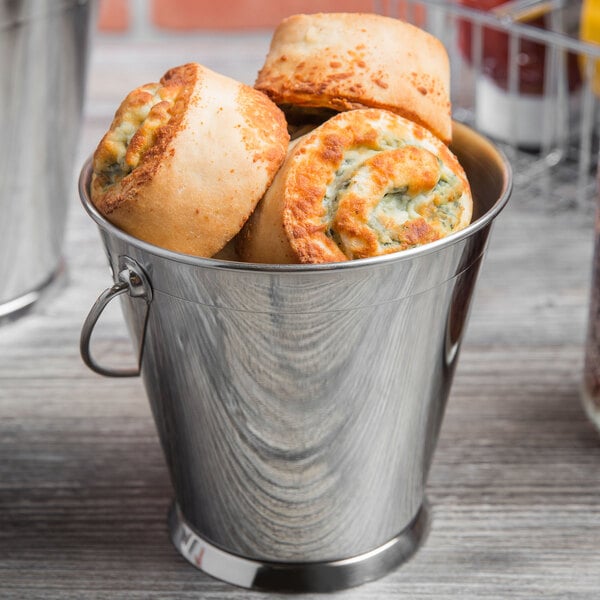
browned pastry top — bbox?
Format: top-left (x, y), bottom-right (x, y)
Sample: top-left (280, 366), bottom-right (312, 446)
top-left (255, 13), bottom-right (452, 144)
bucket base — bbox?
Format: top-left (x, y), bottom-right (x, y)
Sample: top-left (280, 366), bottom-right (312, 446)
top-left (168, 500), bottom-right (430, 592)
top-left (0, 262), bottom-right (65, 326)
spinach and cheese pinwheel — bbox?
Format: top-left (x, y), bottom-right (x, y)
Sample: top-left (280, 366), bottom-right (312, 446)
top-left (91, 63), bottom-right (289, 258)
top-left (255, 13), bottom-right (452, 144)
top-left (238, 109), bottom-right (472, 264)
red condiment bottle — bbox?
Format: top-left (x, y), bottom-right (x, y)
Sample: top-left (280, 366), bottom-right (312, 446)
top-left (458, 0), bottom-right (580, 147)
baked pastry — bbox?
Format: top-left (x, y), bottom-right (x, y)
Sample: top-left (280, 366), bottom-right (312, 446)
top-left (255, 13), bottom-right (452, 144)
top-left (91, 62), bottom-right (289, 257)
top-left (237, 109), bottom-right (472, 264)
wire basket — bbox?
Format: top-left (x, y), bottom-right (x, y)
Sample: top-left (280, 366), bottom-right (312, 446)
top-left (378, 0), bottom-right (600, 208)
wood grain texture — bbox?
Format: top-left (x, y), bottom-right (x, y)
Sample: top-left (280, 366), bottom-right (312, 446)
top-left (1, 33), bottom-right (599, 599)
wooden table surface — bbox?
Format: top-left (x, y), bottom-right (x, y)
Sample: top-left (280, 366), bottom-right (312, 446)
top-left (1, 33), bottom-right (600, 599)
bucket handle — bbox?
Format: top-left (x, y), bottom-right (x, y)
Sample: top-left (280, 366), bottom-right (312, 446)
top-left (80, 256), bottom-right (153, 378)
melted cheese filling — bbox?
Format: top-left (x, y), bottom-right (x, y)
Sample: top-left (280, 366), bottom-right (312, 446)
top-left (369, 166), bottom-right (463, 248)
top-left (94, 83), bottom-right (182, 187)
top-left (322, 135), bottom-right (467, 257)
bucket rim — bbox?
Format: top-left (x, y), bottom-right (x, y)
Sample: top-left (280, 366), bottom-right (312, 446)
top-left (0, 0), bottom-right (91, 30)
top-left (78, 122), bottom-right (512, 274)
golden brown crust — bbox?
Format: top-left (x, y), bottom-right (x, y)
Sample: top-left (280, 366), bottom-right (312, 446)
top-left (255, 13), bottom-right (452, 144)
top-left (237, 109), bottom-right (471, 264)
top-left (91, 62), bottom-right (289, 257)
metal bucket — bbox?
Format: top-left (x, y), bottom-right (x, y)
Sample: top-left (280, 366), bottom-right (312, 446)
top-left (79, 121), bottom-right (511, 592)
top-left (0, 0), bottom-right (94, 323)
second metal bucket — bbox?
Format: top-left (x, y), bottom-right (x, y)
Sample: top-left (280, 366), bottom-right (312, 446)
top-left (0, 0), bottom-right (94, 322)
top-left (79, 122), bottom-right (511, 592)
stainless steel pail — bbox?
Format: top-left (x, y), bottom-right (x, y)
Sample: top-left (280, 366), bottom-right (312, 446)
top-left (79, 122), bottom-right (511, 592)
top-left (0, 0), bottom-right (94, 322)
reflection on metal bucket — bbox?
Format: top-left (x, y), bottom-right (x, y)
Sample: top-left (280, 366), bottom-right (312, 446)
top-left (0, 0), bottom-right (94, 323)
top-left (79, 122), bottom-right (511, 592)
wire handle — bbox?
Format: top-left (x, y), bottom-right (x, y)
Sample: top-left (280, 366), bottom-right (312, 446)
top-left (80, 256), bottom-right (152, 377)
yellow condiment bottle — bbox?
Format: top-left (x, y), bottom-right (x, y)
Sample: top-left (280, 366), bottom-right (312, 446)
top-left (580, 0), bottom-right (600, 94)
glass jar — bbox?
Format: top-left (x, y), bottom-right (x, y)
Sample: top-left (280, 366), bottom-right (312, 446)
top-left (583, 201), bottom-right (600, 431)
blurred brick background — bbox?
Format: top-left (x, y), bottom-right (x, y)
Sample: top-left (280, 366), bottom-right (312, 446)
top-left (97, 0), bottom-right (423, 33)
